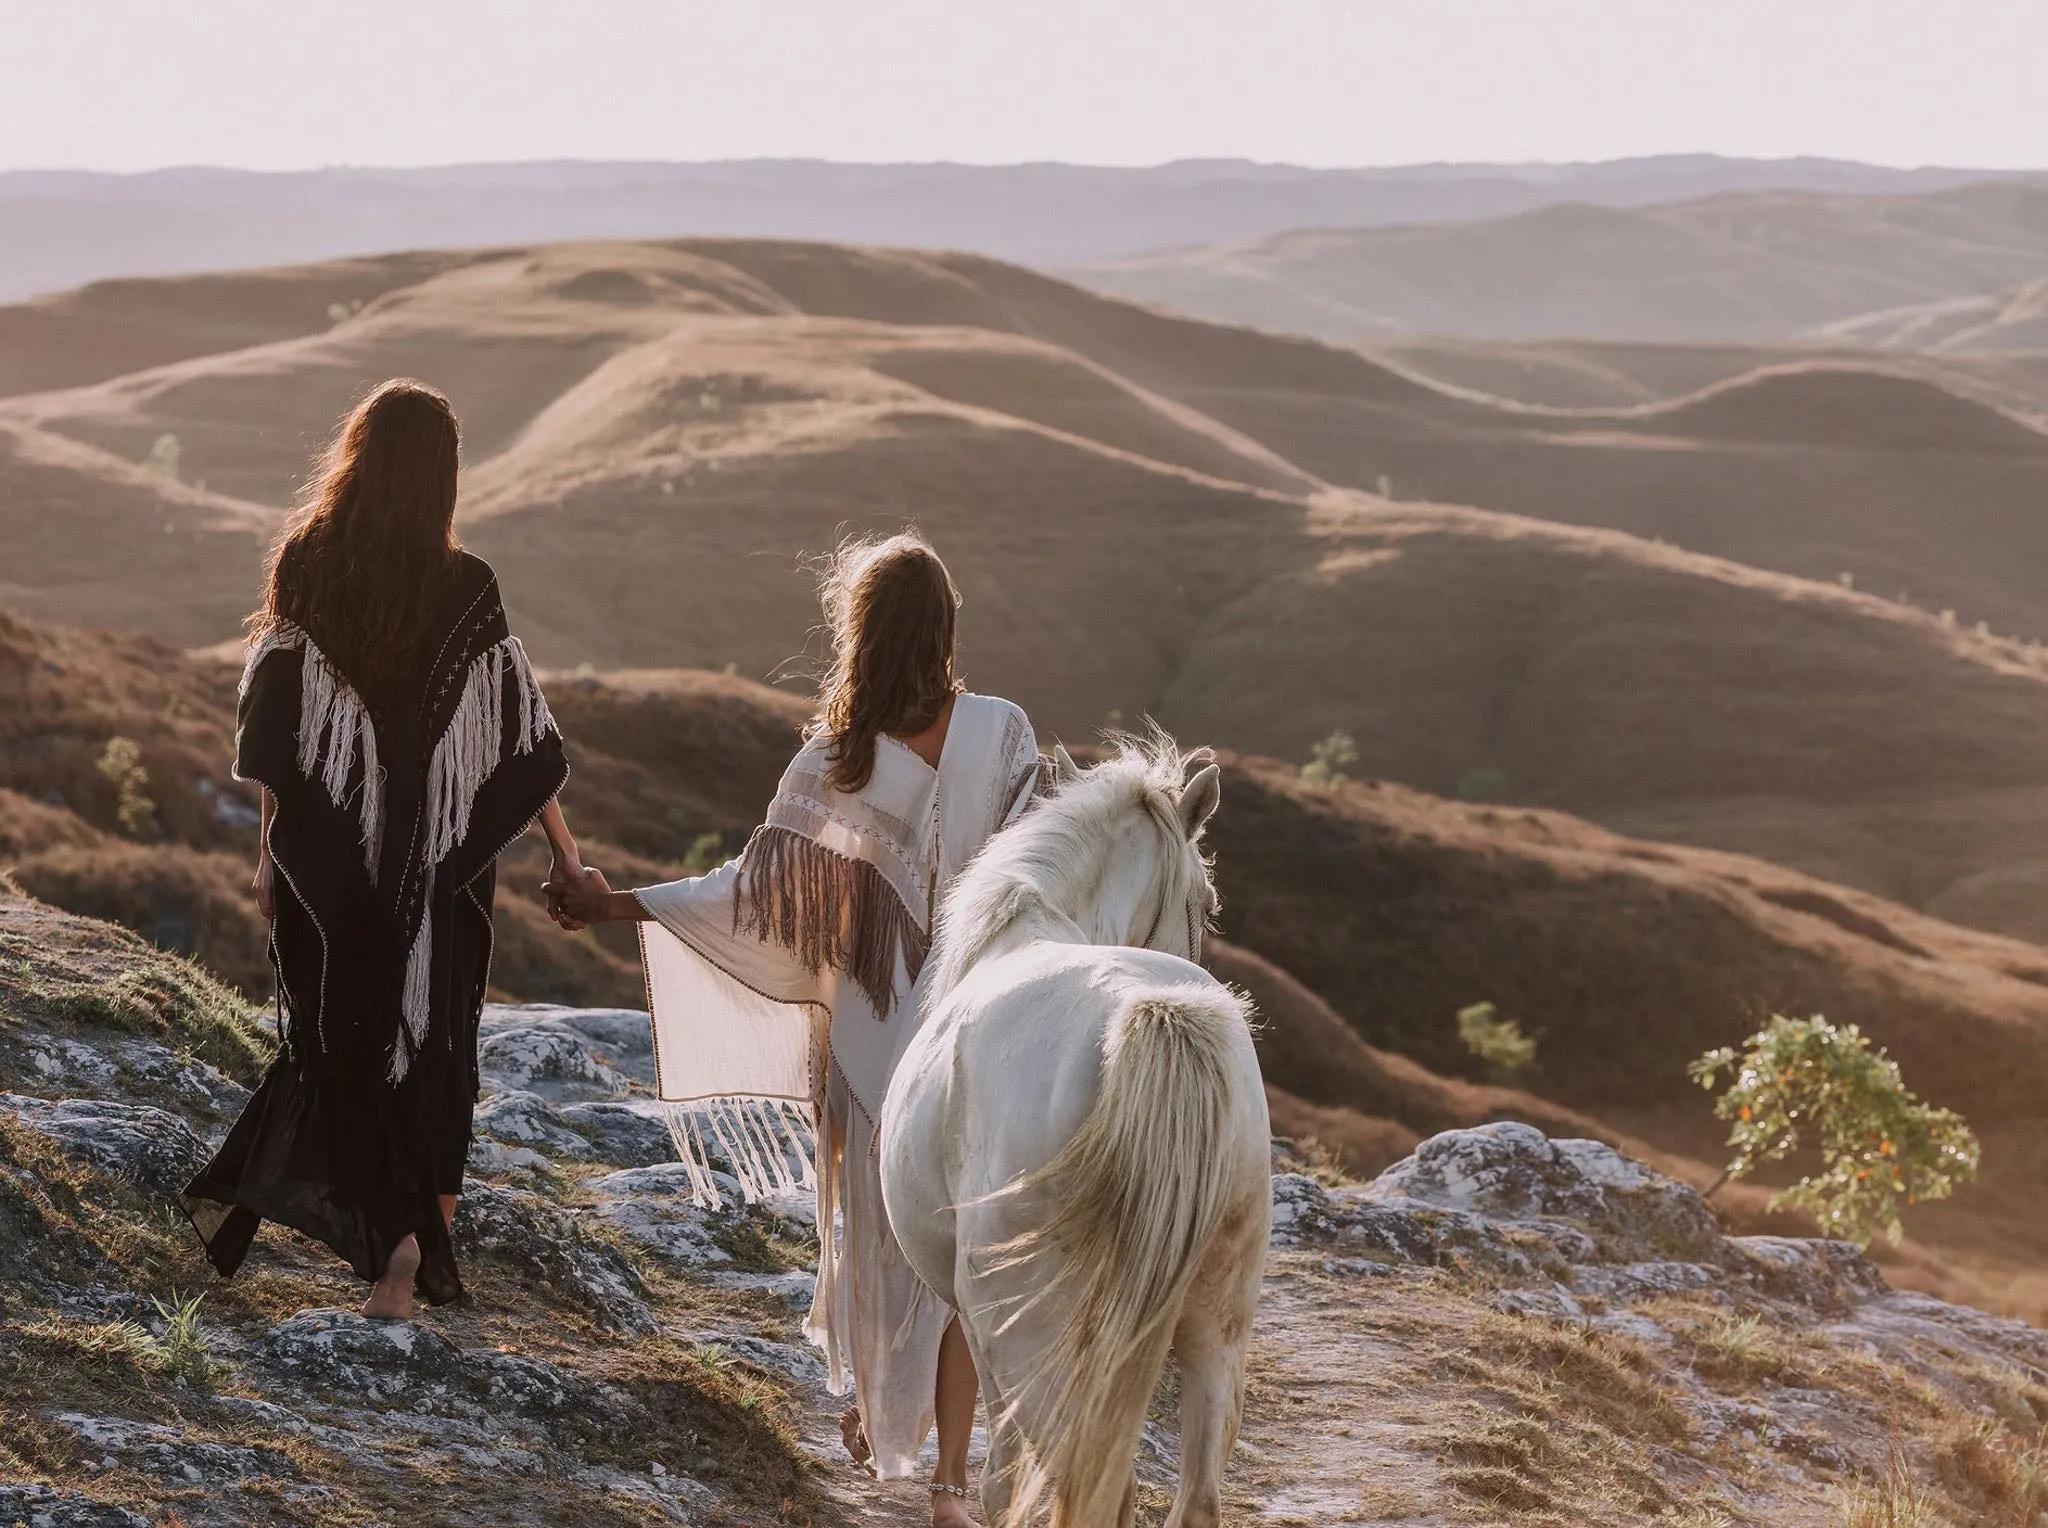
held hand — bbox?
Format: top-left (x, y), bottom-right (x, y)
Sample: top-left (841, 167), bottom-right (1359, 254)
top-left (549, 844), bottom-right (585, 891)
top-left (542, 874), bottom-right (585, 932)
top-left (544, 844), bottom-right (587, 930)
top-left (252, 855), bottom-right (275, 920)
top-left (544, 864), bottom-right (616, 930)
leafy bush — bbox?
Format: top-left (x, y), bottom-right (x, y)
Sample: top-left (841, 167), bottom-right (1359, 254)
top-left (142, 432), bottom-right (181, 481)
top-left (1300, 731), bottom-right (1359, 791)
top-left (1690, 1014), bottom-right (1979, 1245)
top-left (682, 831), bottom-right (728, 874)
top-left (96, 736), bottom-right (157, 837)
top-left (1457, 1001), bottom-right (1536, 1083)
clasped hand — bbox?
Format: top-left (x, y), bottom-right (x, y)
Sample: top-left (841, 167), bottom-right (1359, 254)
top-left (544, 862), bottom-right (616, 931)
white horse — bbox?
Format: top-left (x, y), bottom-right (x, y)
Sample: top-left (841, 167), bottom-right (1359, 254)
top-left (881, 737), bottom-right (1271, 1528)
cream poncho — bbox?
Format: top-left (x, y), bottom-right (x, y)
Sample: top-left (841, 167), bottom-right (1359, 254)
top-left (636, 693), bottom-right (1042, 1476)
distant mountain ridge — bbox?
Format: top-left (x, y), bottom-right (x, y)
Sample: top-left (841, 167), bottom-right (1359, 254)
top-left (0, 153), bottom-right (2029, 302)
top-left (1074, 180), bottom-right (2048, 344)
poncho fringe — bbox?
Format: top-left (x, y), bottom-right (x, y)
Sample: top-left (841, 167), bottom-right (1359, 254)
top-left (243, 619), bottom-right (556, 1082)
top-left (733, 823), bottom-right (930, 1018)
top-left (658, 1095), bottom-right (819, 1206)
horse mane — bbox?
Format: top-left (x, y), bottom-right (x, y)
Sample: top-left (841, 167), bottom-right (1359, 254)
top-left (926, 729), bottom-right (1215, 1005)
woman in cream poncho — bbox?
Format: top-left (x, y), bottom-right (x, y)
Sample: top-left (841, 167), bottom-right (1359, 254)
top-left (551, 534), bottom-right (1041, 1524)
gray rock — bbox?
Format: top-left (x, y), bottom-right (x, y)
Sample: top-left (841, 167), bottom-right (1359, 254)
top-left (1269, 1172), bottom-right (1532, 1273)
top-left (1363, 1122), bottom-right (1724, 1263)
top-left (251, 1310), bottom-right (467, 1403)
top-left (471, 1090), bottom-right (676, 1169)
top-left (0, 1094), bottom-right (209, 1198)
top-left (205, 1394), bottom-right (315, 1436)
top-left (710, 1269), bottom-right (818, 1311)
top-left (53, 1413), bottom-right (298, 1487)
top-left (106, 1037), bottom-right (250, 1120)
top-left (1283, 1125), bottom-right (1896, 1324)
top-left (476, 1023), bottom-right (628, 1100)
top-left (473, 1090), bottom-right (593, 1156)
top-left (1830, 1291), bottom-right (2048, 1379)
top-left (680, 1332), bottom-right (828, 1385)
top-left (568, 1464), bottom-right (717, 1523)
top-left (1568, 1260), bottom-right (1723, 1301)
top-left (1492, 1282), bottom-right (1586, 1322)
top-left (589, 1163), bottom-right (737, 1269)
top-left (455, 1182), bottom-right (656, 1336)
top-left (12, 1035), bottom-right (118, 1094)
top-left (465, 1137), bottom-right (552, 1178)
top-left (558, 1100), bottom-right (675, 1167)
top-left (480, 1004), bottom-right (653, 1091)
top-left (0, 1486), bottom-right (150, 1528)
top-left (1730, 1236), bottom-right (1887, 1310)
top-left (250, 1310), bottom-right (623, 1423)
top-left (1593, 1311), bottom-right (1676, 1348)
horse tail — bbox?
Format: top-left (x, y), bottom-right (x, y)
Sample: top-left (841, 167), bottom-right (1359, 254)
top-left (986, 980), bottom-right (1253, 1528)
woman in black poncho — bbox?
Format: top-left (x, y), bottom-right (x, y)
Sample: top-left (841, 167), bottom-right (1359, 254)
top-left (183, 379), bottom-right (583, 1320)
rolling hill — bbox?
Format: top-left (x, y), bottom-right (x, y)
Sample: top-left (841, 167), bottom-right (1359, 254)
top-left (8, 238), bottom-right (2048, 945)
top-left (2, 154), bottom-right (2024, 304)
top-left (2, 606), bottom-right (2043, 1319)
top-left (1073, 180), bottom-right (2048, 344)
top-left (1821, 272), bottom-right (2048, 353)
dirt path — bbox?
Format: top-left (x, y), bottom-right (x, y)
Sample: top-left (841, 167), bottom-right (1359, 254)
top-left (790, 1258), bottom-right (1459, 1528)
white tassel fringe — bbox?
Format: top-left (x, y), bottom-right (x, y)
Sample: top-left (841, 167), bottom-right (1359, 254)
top-left (659, 1098), bottom-right (818, 1209)
top-left (391, 886), bottom-right (435, 1083)
top-left (422, 636), bottom-right (555, 868)
top-left (246, 625), bottom-right (556, 1085)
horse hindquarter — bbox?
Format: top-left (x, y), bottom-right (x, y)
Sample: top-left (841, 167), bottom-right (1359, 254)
top-left (965, 953), bottom-right (1265, 1528)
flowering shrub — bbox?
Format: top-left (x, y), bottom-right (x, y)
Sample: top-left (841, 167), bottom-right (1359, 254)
top-left (1690, 1014), bottom-right (1979, 1245)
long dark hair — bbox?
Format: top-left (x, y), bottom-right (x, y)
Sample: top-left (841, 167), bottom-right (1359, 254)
top-left (253, 379), bottom-right (463, 708)
top-left (814, 532), bottom-right (961, 794)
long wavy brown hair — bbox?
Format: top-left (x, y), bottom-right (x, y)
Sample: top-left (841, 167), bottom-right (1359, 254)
top-left (252, 379), bottom-right (464, 709)
top-left (814, 532), bottom-right (962, 794)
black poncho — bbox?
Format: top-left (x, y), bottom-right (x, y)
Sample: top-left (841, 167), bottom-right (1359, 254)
top-left (184, 554), bottom-right (568, 1304)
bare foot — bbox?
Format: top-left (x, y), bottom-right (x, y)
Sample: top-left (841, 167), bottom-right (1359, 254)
top-left (361, 1233), bottom-right (421, 1321)
top-left (838, 1405), bottom-right (874, 1474)
top-left (931, 1485), bottom-right (977, 1527)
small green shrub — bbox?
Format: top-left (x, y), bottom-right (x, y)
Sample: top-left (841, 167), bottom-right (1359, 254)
top-left (96, 736), bottom-right (157, 837)
top-left (1300, 731), bottom-right (1359, 791)
top-left (1691, 1014), bottom-right (1979, 1245)
top-left (682, 831), bottom-right (728, 874)
top-left (142, 433), bottom-right (181, 481)
top-left (148, 1291), bottom-right (214, 1390)
top-left (1457, 1001), bottom-right (1536, 1084)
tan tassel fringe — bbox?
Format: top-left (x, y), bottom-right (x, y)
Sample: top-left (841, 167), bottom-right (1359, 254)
top-left (659, 1097), bottom-right (818, 1209)
top-left (733, 826), bottom-right (930, 1017)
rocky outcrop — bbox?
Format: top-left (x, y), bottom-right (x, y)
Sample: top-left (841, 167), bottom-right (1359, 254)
top-left (1275, 1121), bottom-right (1892, 1315)
top-left (251, 1311), bottom-right (618, 1423)
top-left (0, 1096), bottom-right (209, 1199)
top-left (3, 907), bottom-right (2044, 1528)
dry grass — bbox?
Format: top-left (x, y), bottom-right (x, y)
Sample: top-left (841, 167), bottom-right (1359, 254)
top-left (571, 1334), bottom-right (822, 1519)
top-left (0, 907), bottom-right (272, 1083)
top-left (1932, 1418), bottom-right (2048, 1525)
top-left (1836, 1437), bottom-right (1954, 1528)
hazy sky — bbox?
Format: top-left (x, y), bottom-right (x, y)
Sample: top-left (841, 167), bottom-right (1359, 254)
top-left (5, 0), bottom-right (2044, 172)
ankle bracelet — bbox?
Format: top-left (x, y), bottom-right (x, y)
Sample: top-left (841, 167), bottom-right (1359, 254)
top-left (932, 1481), bottom-right (972, 1499)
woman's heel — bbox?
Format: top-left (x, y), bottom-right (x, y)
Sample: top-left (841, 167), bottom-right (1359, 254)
top-left (361, 1233), bottom-right (422, 1321)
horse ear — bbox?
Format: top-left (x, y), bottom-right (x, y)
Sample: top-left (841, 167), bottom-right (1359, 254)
top-left (1178, 763), bottom-right (1221, 839)
top-left (1053, 744), bottom-right (1082, 786)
